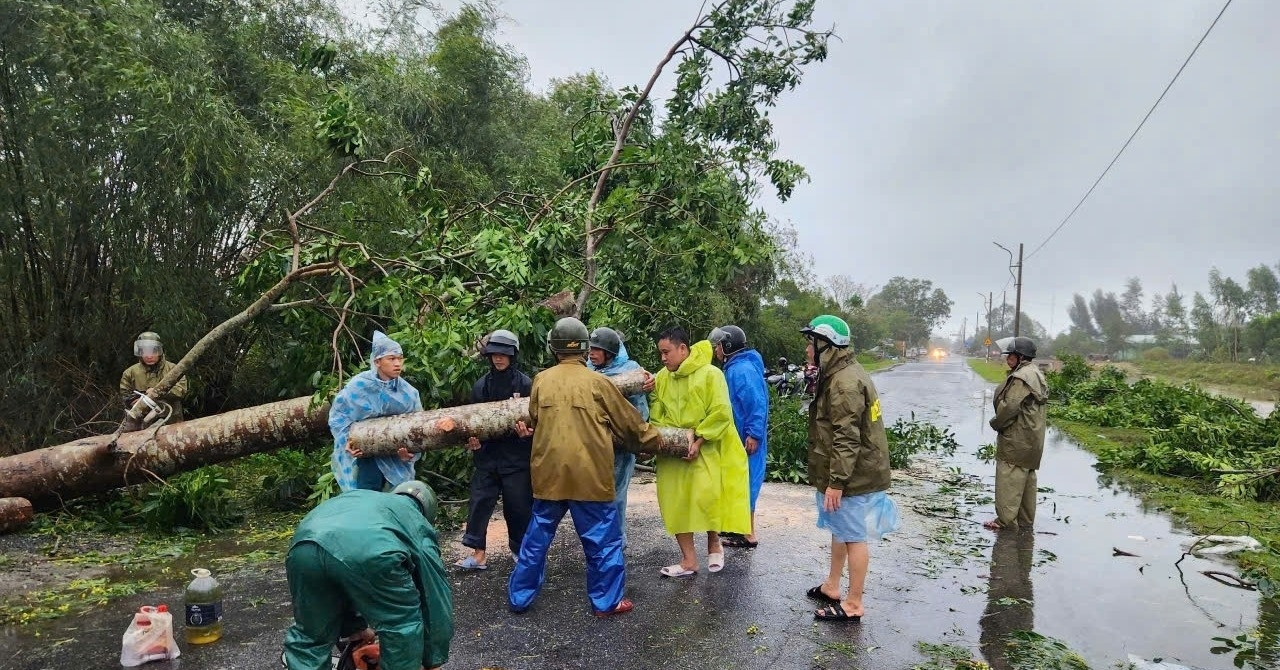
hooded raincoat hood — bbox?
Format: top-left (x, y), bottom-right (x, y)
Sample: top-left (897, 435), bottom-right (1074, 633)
top-left (589, 340), bottom-right (648, 420)
top-left (649, 340), bottom-right (751, 535)
top-left (328, 331), bottom-right (422, 492)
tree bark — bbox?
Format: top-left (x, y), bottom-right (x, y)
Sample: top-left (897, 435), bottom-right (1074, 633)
top-left (0, 367), bottom-right (673, 513)
top-left (0, 497), bottom-right (33, 532)
top-left (0, 397), bottom-right (328, 509)
top-left (349, 369), bottom-right (691, 457)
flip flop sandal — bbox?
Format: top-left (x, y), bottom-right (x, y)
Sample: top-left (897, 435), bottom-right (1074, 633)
top-left (707, 552), bottom-right (725, 573)
top-left (454, 556), bottom-right (488, 571)
top-left (660, 564), bottom-right (697, 578)
top-left (806, 585), bottom-right (841, 605)
top-left (593, 598), bottom-right (635, 618)
top-left (723, 536), bottom-right (759, 548)
top-left (814, 603), bottom-right (861, 622)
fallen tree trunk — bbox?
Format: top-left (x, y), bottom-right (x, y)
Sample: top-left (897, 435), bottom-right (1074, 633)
top-left (0, 497), bottom-right (34, 532)
top-left (0, 368), bottom-right (672, 512)
top-left (349, 369), bottom-right (690, 457)
top-left (0, 397), bottom-right (328, 510)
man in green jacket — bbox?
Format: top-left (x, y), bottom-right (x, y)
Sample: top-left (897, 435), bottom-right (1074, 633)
top-left (984, 337), bottom-right (1048, 531)
top-left (283, 481), bottom-right (452, 670)
top-left (118, 331), bottom-right (188, 431)
top-left (802, 315), bottom-right (896, 623)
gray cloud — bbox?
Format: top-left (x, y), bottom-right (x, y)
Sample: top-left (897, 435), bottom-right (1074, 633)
top-left (455, 0), bottom-right (1280, 336)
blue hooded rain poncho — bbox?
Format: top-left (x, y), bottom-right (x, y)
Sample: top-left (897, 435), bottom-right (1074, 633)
top-left (329, 331), bottom-right (423, 492)
top-left (723, 347), bottom-right (770, 511)
top-left (588, 340), bottom-right (649, 543)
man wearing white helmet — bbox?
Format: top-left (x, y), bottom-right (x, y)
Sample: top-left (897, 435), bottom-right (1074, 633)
top-left (119, 331), bottom-right (189, 431)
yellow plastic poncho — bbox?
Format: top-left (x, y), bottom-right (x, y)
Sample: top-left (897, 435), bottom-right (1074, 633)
top-left (651, 340), bottom-right (752, 535)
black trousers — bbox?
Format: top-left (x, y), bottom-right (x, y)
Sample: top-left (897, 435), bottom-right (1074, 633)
top-left (462, 464), bottom-right (533, 553)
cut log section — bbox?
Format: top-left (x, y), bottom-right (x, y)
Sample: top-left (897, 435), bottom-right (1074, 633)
top-left (348, 369), bottom-right (691, 457)
top-left (0, 497), bottom-right (34, 533)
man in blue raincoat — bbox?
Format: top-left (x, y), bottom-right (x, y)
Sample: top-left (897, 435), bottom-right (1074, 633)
top-left (587, 327), bottom-right (650, 547)
top-left (329, 331), bottom-right (422, 492)
top-left (711, 325), bottom-right (769, 548)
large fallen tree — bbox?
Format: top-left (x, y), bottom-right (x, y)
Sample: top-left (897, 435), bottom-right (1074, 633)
top-left (0, 368), bottom-right (684, 513)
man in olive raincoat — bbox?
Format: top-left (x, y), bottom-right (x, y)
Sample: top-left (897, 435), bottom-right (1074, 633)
top-left (118, 331), bottom-right (188, 431)
top-left (802, 315), bottom-right (896, 623)
top-left (984, 336), bottom-right (1048, 531)
top-left (283, 481), bottom-right (452, 670)
top-left (508, 317), bottom-right (663, 617)
top-left (650, 327), bottom-right (751, 578)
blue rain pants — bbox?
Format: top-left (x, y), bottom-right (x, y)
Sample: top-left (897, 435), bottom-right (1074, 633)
top-left (507, 499), bottom-right (625, 614)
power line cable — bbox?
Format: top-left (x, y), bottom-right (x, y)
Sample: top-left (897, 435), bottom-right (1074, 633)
top-left (1025, 0), bottom-right (1234, 260)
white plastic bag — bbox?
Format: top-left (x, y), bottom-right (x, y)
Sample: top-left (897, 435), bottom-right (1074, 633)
top-left (120, 605), bottom-right (181, 667)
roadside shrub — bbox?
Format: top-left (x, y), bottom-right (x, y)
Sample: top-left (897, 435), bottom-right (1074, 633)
top-left (765, 395), bottom-right (809, 483)
top-left (1142, 346), bottom-right (1171, 361)
top-left (249, 449), bottom-right (329, 510)
top-left (140, 466), bottom-right (241, 531)
top-left (1052, 365), bottom-right (1280, 501)
top-left (765, 396), bottom-right (961, 484)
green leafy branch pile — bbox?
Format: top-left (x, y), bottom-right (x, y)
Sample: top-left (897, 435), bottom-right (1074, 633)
top-left (766, 396), bottom-right (960, 484)
top-left (1049, 355), bottom-right (1280, 500)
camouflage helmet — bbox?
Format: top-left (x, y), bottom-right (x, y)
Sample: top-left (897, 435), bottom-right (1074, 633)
top-left (392, 479), bottom-right (439, 523)
top-left (547, 317), bottom-right (589, 355)
top-left (588, 327), bottom-right (622, 358)
top-left (133, 332), bottom-right (163, 357)
top-left (1001, 336), bottom-right (1037, 360)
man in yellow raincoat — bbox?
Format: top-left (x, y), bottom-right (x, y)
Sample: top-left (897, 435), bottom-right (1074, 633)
top-left (650, 327), bottom-right (751, 577)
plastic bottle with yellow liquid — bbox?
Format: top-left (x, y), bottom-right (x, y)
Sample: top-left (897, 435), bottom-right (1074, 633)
top-left (183, 568), bottom-right (223, 644)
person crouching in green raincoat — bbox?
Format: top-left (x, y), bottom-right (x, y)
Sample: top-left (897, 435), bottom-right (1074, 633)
top-left (283, 481), bottom-right (452, 670)
top-left (650, 327), bottom-right (751, 577)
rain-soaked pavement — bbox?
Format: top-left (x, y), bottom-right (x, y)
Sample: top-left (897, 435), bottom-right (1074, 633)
top-left (3, 357), bottom-right (1277, 670)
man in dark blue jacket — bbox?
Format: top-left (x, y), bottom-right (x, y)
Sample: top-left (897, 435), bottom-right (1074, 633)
top-left (711, 325), bottom-right (769, 548)
top-left (456, 329), bottom-right (534, 570)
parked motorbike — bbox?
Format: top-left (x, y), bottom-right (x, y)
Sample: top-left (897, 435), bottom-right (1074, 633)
top-left (765, 360), bottom-right (806, 398)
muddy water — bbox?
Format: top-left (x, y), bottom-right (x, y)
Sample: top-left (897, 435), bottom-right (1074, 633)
top-left (877, 358), bottom-right (1278, 669)
top-left (2, 358), bottom-right (1276, 669)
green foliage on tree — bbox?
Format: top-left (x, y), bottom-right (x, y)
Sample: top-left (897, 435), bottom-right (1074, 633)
top-left (0, 0), bottom-right (834, 453)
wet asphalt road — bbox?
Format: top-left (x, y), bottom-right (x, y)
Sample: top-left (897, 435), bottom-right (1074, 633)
top-left (3, 358), bottom-right (1275, 670)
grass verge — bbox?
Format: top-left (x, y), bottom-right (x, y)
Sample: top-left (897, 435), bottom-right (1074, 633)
top-left (967, 358), bottom-right (1007, 383)
top-left (1054, 419), bottom-right (1280, 582)
top-left (1131, 360), bottom-right (1280, 402)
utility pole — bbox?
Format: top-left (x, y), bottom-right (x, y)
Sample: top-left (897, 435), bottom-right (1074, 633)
top-left (995, 241), bottom-right (1026, 337)
top-left (1014, 243), bottom-right (1024, 337)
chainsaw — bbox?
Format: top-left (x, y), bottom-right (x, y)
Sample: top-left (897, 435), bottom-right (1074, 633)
top-left (128, 390), bottom-right (172, 429)
top-left (280, 635), bottom-right (380, 670)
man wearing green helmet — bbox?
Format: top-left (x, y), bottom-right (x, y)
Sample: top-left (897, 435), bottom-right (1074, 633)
top-left (800, 315), bottom-right (899, 623)
top-left (282, 480), bottom-right (453, 670)
top-left (119, 331), bottom-right (189, 431)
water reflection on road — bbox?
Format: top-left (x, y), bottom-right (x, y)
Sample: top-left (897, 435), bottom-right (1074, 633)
top-left (876, 357), bottom-right (1276, 669)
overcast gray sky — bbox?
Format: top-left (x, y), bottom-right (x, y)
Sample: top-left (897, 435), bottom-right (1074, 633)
top-left (386, 0), bottom-right (1279, 338)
